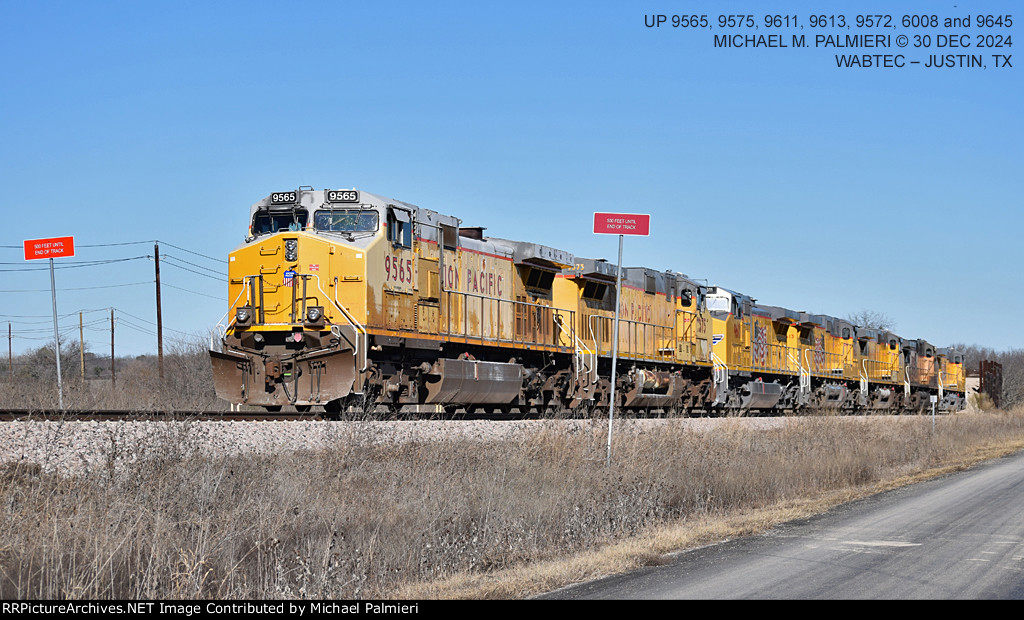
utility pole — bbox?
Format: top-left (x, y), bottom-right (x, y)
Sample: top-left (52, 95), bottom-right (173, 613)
top-left (8, 323), bottom-right (11, 378)
top-left (110, 309), bottom-right (115, 388)
top-left (154, 242), bottom-right (164, 379)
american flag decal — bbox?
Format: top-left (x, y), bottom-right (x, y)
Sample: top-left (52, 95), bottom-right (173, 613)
top-left (309, 264), bottom-right (320, 272)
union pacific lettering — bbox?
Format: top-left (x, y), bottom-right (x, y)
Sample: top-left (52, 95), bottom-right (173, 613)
top-left (465, 267), bottom-right (503, 297)
top-left (619, 300), bottom-right (654, 323)
top-left (457, 248), bottom-right (511, 299)
top-left (616, 284), bottom-right (673, 324)
top-left (444, 264), bottom-right (460, 290)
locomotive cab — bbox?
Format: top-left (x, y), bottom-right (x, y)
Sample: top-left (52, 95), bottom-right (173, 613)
top-left (211, 188), bottom-right (396, 411)
top-left (936, 347), bottom-right (966, 409)
top-left (706, 286), bottom-right (754, 368)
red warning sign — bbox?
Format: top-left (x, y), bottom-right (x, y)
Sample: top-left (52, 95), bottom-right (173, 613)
top-left (24, 236), bottom-right (75, 260)
top-left (593, 213), bottom-right (651, 236)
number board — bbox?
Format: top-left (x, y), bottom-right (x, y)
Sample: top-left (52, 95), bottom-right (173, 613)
top-left (270, 191), bottom-right (298, 205)
top-left (326, 189), bottom-right (359, 203)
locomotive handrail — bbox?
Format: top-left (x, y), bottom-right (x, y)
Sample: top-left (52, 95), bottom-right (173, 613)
top-left (675, 309), bottom-right (700, 359)
top-left (675, 309), bottom-right (697, 340)
top-left (712, 352), bottom-right (729, 405)
top-left (802, 347), bottom-right (844, 378)
top-left (794, 352), bottom-right (811, 391)
top-left (552, 312), bottom-right (584, 356)
top-left (587, 314), bottom-right (676, 362)
top-left (440, 288), bottom-right (574, 352)
top-left (750, 342), bottom-right (795, 374)
top-left (216, 275), bottom-right (253, 333)
top-left (553, 312), bottom-right (593, 387)
top-left (332, 276), bottom-right (369, 373)
top-left (862, 357), bottom-right (899, 384)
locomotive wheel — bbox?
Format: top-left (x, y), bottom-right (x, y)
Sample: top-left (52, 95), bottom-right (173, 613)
top-left (265, 405), bottom-right (282, 412)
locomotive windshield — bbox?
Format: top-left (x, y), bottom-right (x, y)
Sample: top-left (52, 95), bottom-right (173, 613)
top-left (314, 209), bottom-right (379, 233)
top-left (252, 209), bottom-right (308, 235)
top-left (706, 292), bottom-right (732, 315)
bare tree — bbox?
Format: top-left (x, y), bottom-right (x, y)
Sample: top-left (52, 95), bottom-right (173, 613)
top-left (949, 342), bottom-right (1024, 409)
top-left (845, 309), bottom-right (897, 331)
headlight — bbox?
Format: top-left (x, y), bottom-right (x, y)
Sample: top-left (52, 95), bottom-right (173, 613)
top-left (285, 239), bottom-right (298, 262)
top-left (307, 306), bottom-right (322, 323)
top-left (236, 306), bottom-right (252, 324)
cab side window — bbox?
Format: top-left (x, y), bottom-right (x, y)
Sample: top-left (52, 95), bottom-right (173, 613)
top-left (388, 209), bottom-right (412, 248)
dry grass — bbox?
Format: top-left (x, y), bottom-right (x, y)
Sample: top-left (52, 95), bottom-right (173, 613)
top-left (1, 339), bottom-right (224, 411)
top-left (2, 409), bottom-right (1023, 599)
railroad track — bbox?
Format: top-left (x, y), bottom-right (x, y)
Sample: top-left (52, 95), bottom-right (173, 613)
top-left (0, 409), bottom-right (320, 422)
top-left (0, 408), bottom-right (551, 422)
top-left (0, 407), bottom-right (924, 423)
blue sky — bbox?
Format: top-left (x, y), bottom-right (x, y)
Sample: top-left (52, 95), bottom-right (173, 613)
top-left (1, 1), bottom-right (1020, 358)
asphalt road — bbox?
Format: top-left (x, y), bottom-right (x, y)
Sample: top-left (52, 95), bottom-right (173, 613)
top-left (540, 449), bottom-right (1024, 599)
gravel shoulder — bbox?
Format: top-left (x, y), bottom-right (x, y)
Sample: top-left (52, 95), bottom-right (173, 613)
top-left (0, 417), bottom-right (796, 475)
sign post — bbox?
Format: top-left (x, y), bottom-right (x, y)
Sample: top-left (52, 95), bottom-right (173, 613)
top-left (593, 213), bottom-right (651, 465)
top-left (930, 394), bottom-right (938, 433)
top-left (23, 236), bottom-right (75, 409)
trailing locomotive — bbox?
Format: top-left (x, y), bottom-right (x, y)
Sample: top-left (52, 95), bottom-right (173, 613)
top-left (210, 188), bottom-right (965, 414)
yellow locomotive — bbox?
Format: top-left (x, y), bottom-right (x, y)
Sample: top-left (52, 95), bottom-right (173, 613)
top-left (210, 188), bottom-right (964, 414)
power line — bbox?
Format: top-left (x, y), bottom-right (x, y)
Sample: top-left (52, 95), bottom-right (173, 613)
top-left (10, 317), bottom-right (109, 332)
top-left (79, 240), bottom-right (156, 248)
top-left (2, 308), bottom-right (117, 322)
top-left (162, 282), bottom-right (223, 301)
top-left (0, 256), bottom-right (150, 272)
top-left (2, 239), bottom-right (226, 263)
top-left (160, 259), bottom-right (227, 282)
top-left (157, 240), bottom-right (227, 265)
top-left (115, 308), bottom-right (196, 337)
top-left (162, 254), bottom-right (226, 276)
top-left (117, 321), bottom-right (156, 337)
top-left (0, 280), bottom-right (152, 293)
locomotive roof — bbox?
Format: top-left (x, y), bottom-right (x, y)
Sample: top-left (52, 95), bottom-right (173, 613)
top-left (487, 237), bottom-right (575, 270)
top-left (250, 188), bottom-right (460, 229)
top-left (707, 286), bottom-right (755, 306)
top-left (757, 305), bottom-right (802, 323)
top-left (563, 257), bottom-right (618, 282)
